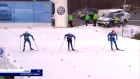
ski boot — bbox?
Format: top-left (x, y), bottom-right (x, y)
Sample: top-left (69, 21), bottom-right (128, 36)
top-left (23, 47), bottom-right (25, 51)
top-left (116, 48), bottom-right (119, 50)
top-left (30, 47), bottom-right (33, 50)
top-left (72, 48), bottom-right (75, 51)
top-left (111, 48), bottom-right (113, 51)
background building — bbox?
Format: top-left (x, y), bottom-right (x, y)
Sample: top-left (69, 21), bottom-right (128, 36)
top-left (0, 0), bottom-right (140, 26)
top-left (1, 0), bottom-right (140, 14)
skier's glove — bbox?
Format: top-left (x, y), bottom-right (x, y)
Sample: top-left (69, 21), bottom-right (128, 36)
top-left (20, 35), bottom-right (22, 37)
top-left (108, 39), bottom-right (109, 41)
top-left (33, 39), bottom-right (35, 41)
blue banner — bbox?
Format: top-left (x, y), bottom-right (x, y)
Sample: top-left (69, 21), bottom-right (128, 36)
top-left (0, 1), bottom-right (52, 23)
top-left (0, 69), bottom-right (43, 76)
top-left (31, 69), bottom-right (43, 73)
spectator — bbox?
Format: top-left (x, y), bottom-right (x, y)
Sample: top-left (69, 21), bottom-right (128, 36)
top-left (93, 12), bottom-right (98, 26)
top-left (68, 13), bottom-right (73, 28)
top-left (85, 14), bottom-right (91, 26)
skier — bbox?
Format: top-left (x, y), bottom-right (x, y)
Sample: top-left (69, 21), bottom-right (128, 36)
top-left (64, 33), bottom-right (76, 51)
top-left (107, 30), bottom-right (119, 50)
top-left (20, 31), bottom-right (34, 51)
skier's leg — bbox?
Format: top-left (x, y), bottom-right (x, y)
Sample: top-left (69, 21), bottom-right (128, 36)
top-left (67, 40), bottom-right (70, 51)
top-left (27, 39), bottom-right (33, 50)
top-left (110, 40), bottom-right (113, 50)
top-left (113, 40), bottom-right (119, 49)
top-left (23, 40), bottom-right (26, 51)
top-left (70, 39), bottom-right (74, 50)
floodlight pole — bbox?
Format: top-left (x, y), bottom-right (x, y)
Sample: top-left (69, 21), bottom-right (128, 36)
top-left (123, 0), bottom-right (127, 11)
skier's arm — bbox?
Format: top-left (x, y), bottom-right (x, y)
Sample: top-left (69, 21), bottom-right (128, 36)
top-left (107, 33), bottom-right (110, 41)
top-left (115, 33), bottom-right (118, 40)
top-left (72, 35), bottom-right (76, 40)
top-left (64, 34), bottom-right (68, 39)
top-left (20, 33), bottom-right (24, 37)
top-left (29, 34), bottom-right (34, 41)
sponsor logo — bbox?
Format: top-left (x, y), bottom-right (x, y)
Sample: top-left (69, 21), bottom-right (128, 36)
top-left (57, 6), bottom-right (65, 15)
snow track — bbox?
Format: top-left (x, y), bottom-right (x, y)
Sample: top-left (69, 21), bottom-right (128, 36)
top-left (0, 23), bottom-right (139, 79)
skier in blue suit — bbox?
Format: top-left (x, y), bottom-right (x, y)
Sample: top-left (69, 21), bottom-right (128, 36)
top-left (64, 33), bottom-right (76, 51)
top-left (107, 30), bottom-right (119, 50)
top-left (20, 31), bottom-right (34, 51)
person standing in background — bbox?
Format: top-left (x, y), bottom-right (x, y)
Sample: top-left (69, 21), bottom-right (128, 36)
top-left (85, 14), bottom-right (91, 26)
top-left (68, 13), bottom-right (73, 28)
top-left (93, 12), bottom-right (98, 26)
top-left (52, 13), bottom-right (55, 26)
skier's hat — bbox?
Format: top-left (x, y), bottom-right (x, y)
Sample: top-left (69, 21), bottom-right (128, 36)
top-left (112, 30), bottom-right (115, 32)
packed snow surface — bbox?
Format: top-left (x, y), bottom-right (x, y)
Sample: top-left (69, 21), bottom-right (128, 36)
top-left (0, 24), bottom-right (139, 79)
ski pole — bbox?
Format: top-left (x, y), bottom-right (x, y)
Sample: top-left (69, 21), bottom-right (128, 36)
top-left (103, 41), bottom-right (109, 49)
top-left (60, 39), bottom-right (65, 50)
top-left (20, 37), bottom-right (21, 53)
top-left (34, 41), bottom-right (39, 50)
top-left (74, 40), bottom-right (76, 49)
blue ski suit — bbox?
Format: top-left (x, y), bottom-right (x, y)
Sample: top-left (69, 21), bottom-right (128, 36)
top-left (64, 33), bottom-right (76, 50)
top-left (20, 33), bottom-right (34, 48)
top-left (107, 32), bottom-right (118, 49)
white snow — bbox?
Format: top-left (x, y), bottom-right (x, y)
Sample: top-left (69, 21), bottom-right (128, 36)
top-left (0, 23), bottom-right (139, 79)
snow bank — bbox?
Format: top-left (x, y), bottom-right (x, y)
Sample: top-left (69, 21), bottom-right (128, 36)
top-left (77, 24), bottom-right (140, 38)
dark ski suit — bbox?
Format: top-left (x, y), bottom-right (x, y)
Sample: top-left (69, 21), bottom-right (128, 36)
top-left (20, 32), bottom-right (34, 51)
top-left (64, 33), bottom-right (76, 51)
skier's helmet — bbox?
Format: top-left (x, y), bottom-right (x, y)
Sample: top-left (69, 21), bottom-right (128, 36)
top-left (112, 30), bottom-right (115, 32)
top-left (112, 30), bottom-right (115, 33)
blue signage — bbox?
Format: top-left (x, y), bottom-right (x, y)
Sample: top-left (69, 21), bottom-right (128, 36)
top-left (0, 1), bottom-right (52, 23)
top-left (130, 29), bottom-right (134, 35)
top-left (0, 48), bottom-right (4, 55)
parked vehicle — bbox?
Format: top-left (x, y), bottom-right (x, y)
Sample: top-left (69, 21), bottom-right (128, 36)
top-left (97, 9), bottom-right (131, 27)
top-left (0, 3), bottom-right (12, 20)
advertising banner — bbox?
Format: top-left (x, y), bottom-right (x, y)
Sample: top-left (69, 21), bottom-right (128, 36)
top-left (0, 1), bottom-right (52, 23)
